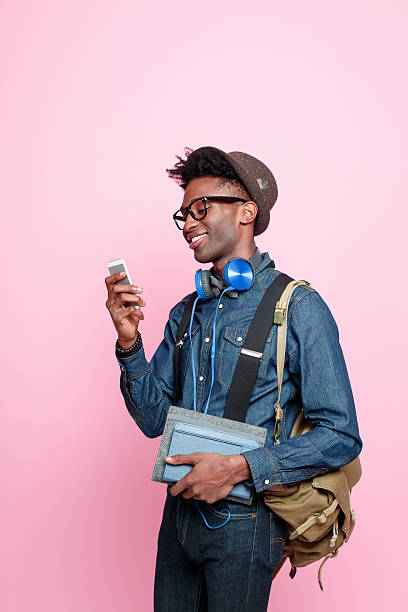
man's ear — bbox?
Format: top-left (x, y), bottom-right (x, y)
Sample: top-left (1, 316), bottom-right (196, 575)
top-left (240, 201), bottom-right (258, 226)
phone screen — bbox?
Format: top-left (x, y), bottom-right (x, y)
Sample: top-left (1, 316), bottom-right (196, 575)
top-left (107, 259), bottom-right (134, 307)
top-left (107, 258), bottom-right (133, 286)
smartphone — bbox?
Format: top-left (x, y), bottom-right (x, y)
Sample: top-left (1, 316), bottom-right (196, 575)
top-left (107, 258), bottom-right (138, 308)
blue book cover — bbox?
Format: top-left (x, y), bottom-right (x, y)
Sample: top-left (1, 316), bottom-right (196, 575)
top-left (163, 422), bottom-right (261, 501)
top-left (152, 406), bottom-right (268, 505)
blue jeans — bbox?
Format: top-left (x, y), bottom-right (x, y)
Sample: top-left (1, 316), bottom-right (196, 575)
top-left (154, 486), bottom-right (287, 611)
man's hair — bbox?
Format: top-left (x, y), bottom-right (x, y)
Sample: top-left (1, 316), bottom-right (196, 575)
top-left (166, 147), bottom-right (250, 201)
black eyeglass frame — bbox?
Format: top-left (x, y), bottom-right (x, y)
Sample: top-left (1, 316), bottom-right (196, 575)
top-left (173, 196), bottom-right (249, 230)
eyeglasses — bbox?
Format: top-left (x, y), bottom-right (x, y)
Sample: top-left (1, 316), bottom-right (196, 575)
top-left (173, 196), bottom-right (249, 230)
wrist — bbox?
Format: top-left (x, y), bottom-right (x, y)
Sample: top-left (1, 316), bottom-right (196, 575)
top-left (228, 454), bottom-right (252, 484)
top-left (116, 332), bottom-right (142, 357)
top-left (117, 332), bottom-right (139, 350)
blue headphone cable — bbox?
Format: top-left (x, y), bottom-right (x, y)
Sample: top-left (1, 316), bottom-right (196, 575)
top-left (193, 499), bottom-right (231, 529)
top-left (203, 287), bottom-right (230, 414)
top-left (188, 291), bottom-right (232, 528)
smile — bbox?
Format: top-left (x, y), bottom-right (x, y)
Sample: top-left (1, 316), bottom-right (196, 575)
top-left (189, 234), bottom-right (208, 249)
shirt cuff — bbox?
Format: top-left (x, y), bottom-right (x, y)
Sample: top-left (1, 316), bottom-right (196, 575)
top-left (241, 446), bottom-right (282, 493)
top-left (115, 343), bottom-right (149, 378)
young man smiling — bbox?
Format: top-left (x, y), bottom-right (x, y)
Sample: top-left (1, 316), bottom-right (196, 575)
top-left (106, 146), bottom-right (362, 611)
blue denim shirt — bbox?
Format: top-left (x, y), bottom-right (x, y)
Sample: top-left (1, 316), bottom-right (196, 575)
top-left (115, 251), bottom-right (362, 494)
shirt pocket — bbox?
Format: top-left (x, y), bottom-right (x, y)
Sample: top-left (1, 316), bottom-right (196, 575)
top-left (217, 326), bottom-right (276, 389)
top-left (179, 324), bottom-right (200, 379)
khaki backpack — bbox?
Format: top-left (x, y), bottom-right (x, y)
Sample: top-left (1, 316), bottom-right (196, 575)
top-left (261, 280), bottom-right (362, 590)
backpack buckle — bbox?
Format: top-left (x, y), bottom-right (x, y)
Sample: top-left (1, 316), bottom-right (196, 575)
top-left (274, 307), bottom-right (286, 325)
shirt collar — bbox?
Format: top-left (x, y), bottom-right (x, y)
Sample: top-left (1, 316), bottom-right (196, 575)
top-left (210, 247), bottom-right (274, 280)
top-left (206, 248), bottom-right (275, 299)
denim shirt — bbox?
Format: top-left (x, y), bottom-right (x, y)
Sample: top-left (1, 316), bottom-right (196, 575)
top-left (115, 251), bottom-right (363, 494)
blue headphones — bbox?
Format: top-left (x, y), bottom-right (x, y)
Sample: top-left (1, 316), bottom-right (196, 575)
top-left (188, 257), bottom-right (255, 529)
top-left (194, 257), bottom-right (255, 300)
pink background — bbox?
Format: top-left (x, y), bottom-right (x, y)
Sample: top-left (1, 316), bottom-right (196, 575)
top-left (2, 1), bottom-right (406, 610)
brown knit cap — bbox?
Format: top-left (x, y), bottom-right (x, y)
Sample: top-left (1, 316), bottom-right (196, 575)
top-left (190, 146), bottom-right (278, 236)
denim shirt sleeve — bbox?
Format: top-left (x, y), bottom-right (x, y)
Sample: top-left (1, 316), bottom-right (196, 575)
top-left (242, 290), bottom-right (363, 493)
top-left (115, 299), bottom-right (187, 438)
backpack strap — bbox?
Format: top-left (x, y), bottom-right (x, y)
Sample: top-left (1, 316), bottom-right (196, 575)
top-left (222, 270), bottom-right (294, 422)
top-left (272, 280), bottom-right (311, 443)
top-left (173, 292), bottom-right (197, 405)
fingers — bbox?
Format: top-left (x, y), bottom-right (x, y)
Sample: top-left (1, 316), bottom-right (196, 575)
top-left (116, 305), bottom-right (145, 324)
top-left (115, 295), bottom-right (146, 320)
top-left (105, 272), bottom-right (144, 298)
top-left (166, 455), bottom-right (201, 498)
top-left (118, 293), bottom-right (146, 307)
top-left (105, 271), bottom-right (127, 290)
top-left (105, 272), bottom-right (146, 314)
top-left (165, 453), bottom-right (202, 465)
top-left (112, 284), bottom-right (143, 296)
top-left (105, 293), bottom-right (146, 313)
top-left (169, 474), bottom-right (192, 497)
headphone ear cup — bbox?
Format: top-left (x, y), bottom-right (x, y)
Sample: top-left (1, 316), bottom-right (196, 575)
top-left (224, 258), bottom-right (254, 291)
top-left (195, 269), bottom-right (214, 299)
top-left (200, 269), bottom-right (215, 299)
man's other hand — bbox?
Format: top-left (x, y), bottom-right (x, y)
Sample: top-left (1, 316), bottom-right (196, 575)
top-left (165, 452), bottom-right (251, 504)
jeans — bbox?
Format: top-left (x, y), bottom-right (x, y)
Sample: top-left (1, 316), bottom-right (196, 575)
top-left (154, 486), bottom-right (287, 612)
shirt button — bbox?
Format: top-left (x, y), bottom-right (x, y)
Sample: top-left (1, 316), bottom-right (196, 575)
top-left (218, 304), bottom-right (224, 309)
top-left (205, 337), bottom-right (210, 343)
top-left (264, 479), bottom-right (270, 485)
top-left (183, 332), bottom-right (188, 337)
top-left (199, 376), bottom-right (204, 381)
top-left (237, 336), bottom-right (243, 342)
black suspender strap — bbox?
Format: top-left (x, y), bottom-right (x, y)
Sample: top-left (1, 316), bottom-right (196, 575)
top-left (173, 292), bottom-right (197, 405)
top-left (223, 271), bottom-right (294, 422)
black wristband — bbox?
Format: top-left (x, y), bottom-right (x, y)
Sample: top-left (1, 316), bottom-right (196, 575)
top-left (115, 332), bottom-right (142, 358)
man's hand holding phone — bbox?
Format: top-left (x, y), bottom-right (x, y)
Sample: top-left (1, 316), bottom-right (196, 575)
top-left (105, 265), bottom-right (146, 349)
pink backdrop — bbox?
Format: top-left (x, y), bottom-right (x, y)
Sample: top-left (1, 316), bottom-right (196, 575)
top-left (2, 1), bottom-right (406, 610)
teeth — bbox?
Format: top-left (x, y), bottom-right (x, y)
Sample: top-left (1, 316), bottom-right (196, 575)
top-left (191, 234), bottom-right (206, 243)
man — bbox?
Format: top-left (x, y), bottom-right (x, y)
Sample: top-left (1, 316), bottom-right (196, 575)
top-left (105, 146), bottom-right (362, 611)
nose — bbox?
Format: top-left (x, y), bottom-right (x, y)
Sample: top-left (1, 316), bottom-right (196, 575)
top-left (183, 211), bottom-right (199, 237)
